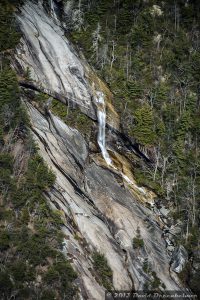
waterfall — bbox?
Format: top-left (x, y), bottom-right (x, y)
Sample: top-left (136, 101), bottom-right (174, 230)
top-left (50, 0), bottom-right (58, 22)
top-left (95, 92), bottom-right (112, 165)
top-left (95, 94), bottom-right (149, 190)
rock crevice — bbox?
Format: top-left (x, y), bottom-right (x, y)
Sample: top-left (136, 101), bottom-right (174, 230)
top-left (15, 1), bottom-right (188, 298)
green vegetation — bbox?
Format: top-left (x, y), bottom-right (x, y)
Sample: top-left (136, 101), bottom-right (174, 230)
top-left (51, 98), bottom-right (68, 119)
top-left (179, 261), bottom-right (200, 293)
top-left (0, 0), bottom-right (200, 295)
top-left (33, 91), bottom-right (50, 104)
top-left (43, 260), bottom-right (77, 296)
top-left (132, 237), bottom-right (144, 249)
top-left (0, 68), bottom-right (28, 137)
top-left (130, 104), bottom-right (157, 146)
top-left (32, 93), bottom-right (93, 137)
top-left (0, 71), bottom-right (77, 298)
top-left (133, 167), bottom-right (164, 196)
top-left (51, 98), bottom-right (93, 138)
top-left (132, 227), bottom-right (144, 249)
top-left (68, 0), bottom-right (200, 292)
top-left (0, 0), bottom-right (23, 52)
top-left (0, 2), bottom-right (77, 299)
top-left (151, 271), bottom-right (161, 289)
top-left (142, 259), bottom-right (163, 290)
top-left (92, 251), bottom-right (113, 290)
top-left (143, 258), bottom-right (149, 274)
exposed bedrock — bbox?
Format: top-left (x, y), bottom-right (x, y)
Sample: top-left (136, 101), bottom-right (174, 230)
top-left (14, 0), bottom-right (120, 129)
top-left (24, 100), bottom-right (185, 298)
top-left (14, 1), bottom-right (190, 299)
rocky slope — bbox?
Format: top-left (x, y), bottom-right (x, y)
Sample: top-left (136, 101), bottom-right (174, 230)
top-left (13, 1), bottom-right (191, 299)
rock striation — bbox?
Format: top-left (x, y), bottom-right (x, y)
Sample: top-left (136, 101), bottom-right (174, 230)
top-left (15, 1), bottom-right (190, 299)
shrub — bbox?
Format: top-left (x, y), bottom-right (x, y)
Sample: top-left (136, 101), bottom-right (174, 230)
top-left (0, 230), bottom-right (10, 251)
top-left (10, 260), bottom-right (27, 282)
top-left (132, 237), bottom-right (144, 249)
top-left (151, 271), bottom-right (161, 289)
top-left (41, 289), bottom-right (56, 300)
top-left (132, 227), bottom-right (144, 249)
top-left (0, 271), bottom-right (13, 296)
top-left (26, 155), bottom-right (56, 189)
top-left (0, 1), bottom-right (21, 52)
top-left (130, 104), bottom-right (157, 146)
top-left (0, 153), bottom-right (13, 170)
top-left (44, 261), bottom-right (77, 298)
top-left (51, 99), bottom-right (93, 137)
top-left (92, 251), bottom-right (113, 290)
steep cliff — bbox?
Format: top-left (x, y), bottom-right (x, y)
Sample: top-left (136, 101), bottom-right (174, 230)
top-left (10, 1), bottom-right (193, 298)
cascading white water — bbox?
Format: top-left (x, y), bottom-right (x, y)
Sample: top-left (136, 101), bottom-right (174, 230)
top-left (95, 92), bottom-right (152, 192)
top-left (50, 0), bottom-right (58, 22)
top-left (95, 91), bottom-right (112, 165)
top-left (15, 2), bottom-right (189, 295)
top-left (95, 93), bottom-right (150, 191)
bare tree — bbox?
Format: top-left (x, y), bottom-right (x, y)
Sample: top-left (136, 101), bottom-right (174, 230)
top-left (92, 22), bottom-right (102, 63)
top-left (110, 40), bottom-right (116, 70)
top-left (72, 0), bottom-right (84, 32)
top-left (126, 42), bottom-right (130, 80)
top-left (100, 43), bottom-right (108, 69)
top-left (153, 144), bottom-right (160, 181)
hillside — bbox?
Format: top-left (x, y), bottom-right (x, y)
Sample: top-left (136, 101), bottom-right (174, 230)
top-left (0, 0), bottom-right (199, 299)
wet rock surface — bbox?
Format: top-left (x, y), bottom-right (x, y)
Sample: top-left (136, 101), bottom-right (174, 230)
top-left (15, 1), bottom-right (190, 299)
top-left (24, 99), bottom-right (184, 298)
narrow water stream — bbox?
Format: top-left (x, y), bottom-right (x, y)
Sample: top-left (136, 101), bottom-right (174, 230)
top-left (50, 0), bottom-right (58, 22)
top-left (95, 91), bottom-right (112, 165)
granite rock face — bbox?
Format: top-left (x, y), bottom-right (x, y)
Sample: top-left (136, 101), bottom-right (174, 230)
top-left (24, 100), bottom-right (183, 298)
top-left (15, 1), bottom-right (189, 299)
top-left (15, 1), bottom-right (95, 117)
top-left (171, 246), bottom-right (188, 273)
